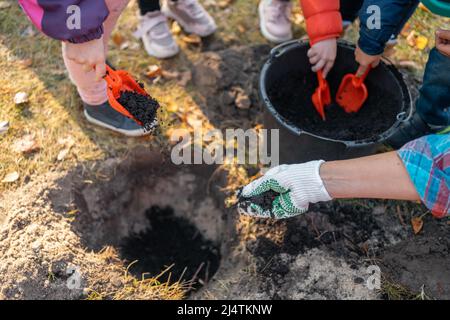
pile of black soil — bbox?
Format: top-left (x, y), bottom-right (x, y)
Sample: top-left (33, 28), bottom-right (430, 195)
top-left (120, 206), bottom-right (220, 290)
top-left (237, 189), bottom-right (280, 217)
top-left (380, 217), bottom-right (450, 299)
top-left (117, 90), bottom-right (159, 132)
top-left (268, 71), bottom-right (401, 141)
top-left (248, 201), bottom-right (394, 278)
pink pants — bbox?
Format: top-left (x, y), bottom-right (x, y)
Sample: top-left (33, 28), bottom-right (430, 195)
top-left (62, 0), bottom-right (130, 106)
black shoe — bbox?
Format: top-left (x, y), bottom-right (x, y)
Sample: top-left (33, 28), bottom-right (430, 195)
top-left (385, 113), bottom-right (442, 149)
top-left (83, 101), bottom-right (154, 137)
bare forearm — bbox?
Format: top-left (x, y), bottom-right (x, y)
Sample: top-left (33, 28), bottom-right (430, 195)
top-left (320, 152), bottom-right (420, 201)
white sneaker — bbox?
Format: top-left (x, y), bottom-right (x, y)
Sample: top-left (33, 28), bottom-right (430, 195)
top-left (136, 11), bottom-right (180, 59)
top-left (162, 0), bottom-right (217, 37)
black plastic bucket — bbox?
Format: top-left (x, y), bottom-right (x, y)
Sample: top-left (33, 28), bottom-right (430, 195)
top-left (260, 40), bottom-right (412, 164)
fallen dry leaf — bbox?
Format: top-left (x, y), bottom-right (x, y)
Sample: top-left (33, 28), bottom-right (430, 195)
top-left (57, 136), bottom-right (75, 147)
top-left (291, 12), bottom-right (305, 25)
top-left (171, 21), bottom-right (182, 35)
top-left (14, 92), bottom-right (29, 104)
top-left (411, 216), bottom-right (424, 235)
top-left (406, 30), bottom-right (416, 47)
top-left (415, 35), bottom-right (428, 50)
top-left (161, 69), bottom-right (180, 80)
top-left (0, 121), bottom-right (9, 135)
top-left (21, 25), bottom-right (37, 37)
top-left (400, 23), bottom-right (411, 37)
top-left (178, 71), bottom-right (192, 87)
top-left (57, 148), bottom-right (70, 161)
top-left (166, 103), bottom-right (179, 113)
top-left (146, 65), bottom-right (163, 78)
top-left (186, 115), bottom-right (203, 129)
top-left (217, 0), bottom-right (232, 9)
top-left (232, 87), bottom-right (251, 109)
top-left (11, 134), bottom-right (39, 154)
top-left (112, 32), bottom-right (125, 46)
top-left (119, 41), bottom-right (130, 50)
top-left (56, 136), bottom-right (75, 161)
top-left (2, 171), bottom-right (19, 183)
top-left (0, 1), bottom-right (12, 9)
top-left (182, 34), bottom-right (202, 45)
top-left (17, 58), bottom-right (33, 68)
top-left (237, 24), bottom-right (246, 34)
top-left (397, 60), bottom-right (421, 70)
top-left (419, 3), bottom-right (431, 13)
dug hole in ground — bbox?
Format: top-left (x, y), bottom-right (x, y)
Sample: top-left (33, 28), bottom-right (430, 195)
top-left (0, 45), bottom-right (448, 300)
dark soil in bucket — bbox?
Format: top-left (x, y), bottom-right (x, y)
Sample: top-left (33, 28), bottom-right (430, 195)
top-left (117, 90), bottom-right (159, 132)
top-left (119, 205), bottom-right (221, 290)
top-left (266, 44), bottom-right (405, 141)
top-left (268, 71), bottom-right (401, 141)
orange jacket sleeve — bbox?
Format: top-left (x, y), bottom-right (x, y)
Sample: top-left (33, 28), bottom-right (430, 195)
top-left (299, 0), bottom-right (343, 45)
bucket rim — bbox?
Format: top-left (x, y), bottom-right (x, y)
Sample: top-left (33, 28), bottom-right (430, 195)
top-left (259, 39), bottom-right (413, 147)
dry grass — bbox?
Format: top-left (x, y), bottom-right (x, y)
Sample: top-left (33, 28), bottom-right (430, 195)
top-left (0, 0), bottom-right (446, 300)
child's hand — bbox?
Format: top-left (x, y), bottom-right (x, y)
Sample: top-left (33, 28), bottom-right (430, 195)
top-left (237, 161), bottom-right (332, 219)
top-left (436, 29), bottom-right (450, 57)
top-left (63, 37), bottom-right (106, 81)
top-left (307, 39), bottom-right (337, 78)
top-left (355, 45), bottom-right (381, 76)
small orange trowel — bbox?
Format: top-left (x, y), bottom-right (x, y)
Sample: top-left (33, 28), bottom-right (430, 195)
top-left (336, 66), bottom-right (371, 113)
top-left (312, 70), bottom-right (332, 121)
top-left (103, 65), bottom-right (150, 126)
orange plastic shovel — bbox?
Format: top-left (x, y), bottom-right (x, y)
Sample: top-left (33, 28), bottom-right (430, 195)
top-left (103, 65), bottom-right (150, 126)
top-left (336, 66), bottom-right (371, 113)
top-left (311, 70), bottom-right (332, 121)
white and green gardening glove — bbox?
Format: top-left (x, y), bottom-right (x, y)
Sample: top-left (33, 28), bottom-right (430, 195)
top-left (238, 161), bottom-right (332, 219)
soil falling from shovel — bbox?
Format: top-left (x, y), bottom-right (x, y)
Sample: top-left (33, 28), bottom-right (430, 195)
top-left (117, 90), bottom-right (159, 132)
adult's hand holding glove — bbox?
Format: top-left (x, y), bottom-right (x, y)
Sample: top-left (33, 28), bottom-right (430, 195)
top-left (307, 39), bottom-right (337, 78)
top-left (238, 161), bottom-right (332, 219)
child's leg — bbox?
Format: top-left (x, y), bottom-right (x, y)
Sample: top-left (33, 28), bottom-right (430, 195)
top-left (137, 0), bottom-right (179, 59)
top-left (416, 48), bottom-right (450, 127)
top-left (340, 0), bottom-right (364, 24)
top-left (138, 0), bottom-right (161, 15)
top-left (162, 0), bottom-right (217, 38)
top-left (63, 0), bottom-right (130, 106)
top-left (386, 48), bottom-right (450, 148)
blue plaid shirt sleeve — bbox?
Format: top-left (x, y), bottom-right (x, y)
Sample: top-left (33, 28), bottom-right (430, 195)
top-left (397, 134), bottom-right (449, 218)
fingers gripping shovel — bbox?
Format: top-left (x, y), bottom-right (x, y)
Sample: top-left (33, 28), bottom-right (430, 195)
top-left (336, 66), bottom-right (371, 113)
top-left (312, 70), bottom-right (332, 121)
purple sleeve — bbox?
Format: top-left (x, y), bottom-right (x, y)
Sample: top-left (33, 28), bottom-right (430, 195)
top-left (18, 0), bottom-right (109, 43)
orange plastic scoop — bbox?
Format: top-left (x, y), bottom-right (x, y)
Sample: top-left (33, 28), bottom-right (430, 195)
top-left (103, 65), bottom-right (150, 126)
top-left (312, 70), bottom-right (331, 121)
top-left (336, 66), bottom-right (371, 113)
